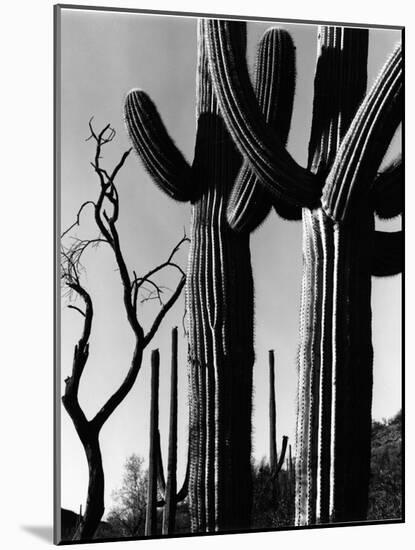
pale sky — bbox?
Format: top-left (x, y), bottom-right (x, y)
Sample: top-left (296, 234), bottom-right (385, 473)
top-left (58, 7), bottom-right (402, 518)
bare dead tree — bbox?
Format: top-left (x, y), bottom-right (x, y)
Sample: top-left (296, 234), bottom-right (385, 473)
top-left (61, 120), bottom-right (188, 541)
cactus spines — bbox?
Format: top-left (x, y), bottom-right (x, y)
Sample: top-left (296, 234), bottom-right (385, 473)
top-left (203, 19), bottom-right (322, 209)
top-left (296, 29), bottom-right (402, 527)
top-left (125, 91), bottom-right (192, 201)
top-left (312, 37), bottom-right (401, 525)
top-left (322, 45), bottom-right (402, 222)
top-left (292, 26), bottom-right (373, 526)
top-left (307, 26), bottom-right (369, 175)
top-left (205, 19), bottom-right (402, 526)
top-left (125, 21), bottom-right (295, 532)
top-left (226, 29), bottom-right (299, 232)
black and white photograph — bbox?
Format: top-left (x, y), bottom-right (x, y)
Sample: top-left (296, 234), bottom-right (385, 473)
top-left (54, 4), bottom-right (403, 545)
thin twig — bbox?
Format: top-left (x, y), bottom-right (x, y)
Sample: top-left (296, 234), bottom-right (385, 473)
top-left (68, 304), bottom-right (87, 317)
top-left (61, 201), bottom-right (96, 239)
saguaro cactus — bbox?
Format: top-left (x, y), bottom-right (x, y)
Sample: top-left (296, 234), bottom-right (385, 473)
top-left (288, 444), bottom-right (294, 505)
top-left (203, 19), bottom-right (402, 525)
top-left (298, 29), bottom-right (402, 526)
top-left (268, 350), bottom-right (288, 477)
top-left (162, 326), bottom-right (179, 535)
top-left (145, 332), bottom-right (190, 536)
top-left (267, 349), bottom-right (289, 518)
top-left (145, 350), bottom-right (160, 537)
top-left (125, 23), bottom-right (296, 532)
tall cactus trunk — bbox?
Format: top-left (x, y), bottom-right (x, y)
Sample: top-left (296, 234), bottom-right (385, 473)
top-left (146, 333), bottom-right (191, 536)
top-left (269, 350), bottom-right (277, 470)
top-left (162, 328), bottom-right (179, 535)
top-left (288, 444), bottom-right (294, 515)
top-left (266, 349), bottom-right (288, 516)
top-left (296, 205), bottom-right (374, 525)
top-left (295, 34), bottom-right (401, 526)
top-left (146, 350), bottom-right (160, 536)
top-left (124, 25), bottom-right (254, 534)
top-left (331, 207), bottom-right (374, 522)
top-left (125, 22), bottom-right (296, 532)
top-left (184, 24), bottom-right (255, 533)
top-left (187, 168), bottom-right (254, 534)
top-left (295, 27), bottom-right (377, 526)
top-left (268, 350), bottom-right (288, 477)
top-left (187, 215), bottom-right (254, 532)
top-left (203, 19), bottom-right (401, 527)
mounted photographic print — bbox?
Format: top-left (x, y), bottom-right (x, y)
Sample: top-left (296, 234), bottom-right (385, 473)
top-left (54, 4), bottom-right (404, 544)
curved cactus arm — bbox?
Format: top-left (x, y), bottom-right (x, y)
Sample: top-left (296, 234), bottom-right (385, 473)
top-left (156, 442), bottom-right (190, 507)
top-left (162, 327), bottom-right (178, 533)
top-left (340, 27), bottom-right (370, 129)
top-left (371, 230), bottom-right (403, 276)
top-left (156, 429), bottom-right (166, 498)
top-left (271, 435), bottom-right (288, 479)
top-left (294, 27), bottom-right (369, 527)
top-left (372, 157), bottom-right (403, 219)
top-left (322, 45), bottom-right (402, 222)
top-left (227, 28), bottom-right (299, 232)
top-left (308, 26), bottom-right (368, 175)
top-left (175, 441), bottom-right (191, 502)
top-left (203, 19), bottom-right (321, 208)
top-left (124, 90), bottom-right (193, 201)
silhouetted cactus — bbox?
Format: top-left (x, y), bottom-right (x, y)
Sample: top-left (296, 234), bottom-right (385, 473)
top-left (145, 332), bottom-right (190, 536)
top-left (162, 327), bottom-right (179, 535)
top-left (204, 19), bottom-right (402, 526)
top-left (226, 30), bottom-right (299, 230)
top-left (203, 20), bottom-right (321, 210)
top-left (125, 23), bottom-right (296, 532)
top-left (268, 350), bottom-right (288, 476)
top-left (288, 444), bottom-right (294, 504)
top-left (267, 349), bottom-right (289, 517)
top-left (145, 349), bottom-right (160, 536)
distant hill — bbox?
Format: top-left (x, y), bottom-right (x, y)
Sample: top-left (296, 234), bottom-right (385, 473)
top-left (251, 409), bottom-right (403, 528)
top-left (368, 409), bottom-right (402, 520)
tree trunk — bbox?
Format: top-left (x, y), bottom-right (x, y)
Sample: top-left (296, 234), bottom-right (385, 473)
top-left (72, 431), bottom-right (105, 540)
